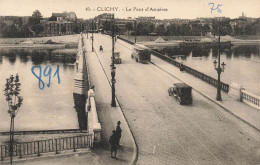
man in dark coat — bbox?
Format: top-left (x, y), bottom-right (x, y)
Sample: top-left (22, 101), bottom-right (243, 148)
top-left (115, 121), bottom-right (122, 146)
top-left (109, 130), bottom-right (117, 159)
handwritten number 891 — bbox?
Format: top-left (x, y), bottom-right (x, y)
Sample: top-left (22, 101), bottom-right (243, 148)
top-left (31, 65), bottom-right (60, 90)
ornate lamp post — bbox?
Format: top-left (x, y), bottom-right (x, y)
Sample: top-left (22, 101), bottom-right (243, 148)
top-left (111, 19), bottom-right (116, 107)
top-left (213, 21), bottom-right (226, 101)
top-left (91, 20), bottom-right (94, 52)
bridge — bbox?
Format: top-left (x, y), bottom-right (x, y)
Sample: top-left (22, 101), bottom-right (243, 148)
top-left (77, 33), bottom-right (260, 164)
top-left (1, 33), bottom-right (259, 164)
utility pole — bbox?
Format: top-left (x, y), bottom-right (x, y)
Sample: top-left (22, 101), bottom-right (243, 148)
top-left (92, 20), bottom-right (94, 52)
top-left (111, 18), bottom-right (116, 107)
top-left (134, 20), bottom-right (137, 43)
top-left (216, 22), bottom-right (222, 101)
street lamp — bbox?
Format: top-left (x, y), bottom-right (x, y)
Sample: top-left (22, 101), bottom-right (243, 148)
top-left (111, 19), bottom-right (116, 107)
top-left (213, 20), bottom-right (226, 101)
top-left (92, 20), bottom-right (94, 52)
top-left (134, 20), bottom-right (137, 43)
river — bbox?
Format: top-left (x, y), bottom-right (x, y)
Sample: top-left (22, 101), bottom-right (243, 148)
top-left (0, 48), bottom-right (79, 132)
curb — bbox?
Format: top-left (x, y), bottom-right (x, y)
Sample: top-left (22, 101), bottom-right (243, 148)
top-left (114, 97), bottom-right (139, 165)
top-left (151, 61), bottom-right (260, 133)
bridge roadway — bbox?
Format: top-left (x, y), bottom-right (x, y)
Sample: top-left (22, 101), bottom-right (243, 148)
top-left (85, 34), bottom-right (259, 165)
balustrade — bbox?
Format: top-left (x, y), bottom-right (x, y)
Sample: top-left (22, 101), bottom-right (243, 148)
top-left (0, 134), bottom-right (92, 161)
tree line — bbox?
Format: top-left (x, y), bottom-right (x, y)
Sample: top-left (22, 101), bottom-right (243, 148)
top-left (0, 10), bottom-right (81, 38)
top-left (0, 10), bottom-right (44, 38)
top-left (122, 19), bottom-right (260, 36)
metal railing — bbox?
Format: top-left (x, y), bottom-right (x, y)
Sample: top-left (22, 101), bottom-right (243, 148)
top-left (1, 134), bottom-right (93, 161)
top-left (150, 49), bottom-right (229, 93)
top-left (117, 36), bottom-right (134, 45)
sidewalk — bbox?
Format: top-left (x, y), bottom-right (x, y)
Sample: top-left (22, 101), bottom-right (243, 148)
top-left (118, 38), bottom-right (260, 132)
top-left (82, 35), bottom-right (137, 164)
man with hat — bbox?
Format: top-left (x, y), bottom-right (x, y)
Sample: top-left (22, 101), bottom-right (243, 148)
top-left (109, 130), bottom-right (117, 159)
top-left (115, 121), bottom-right (122, 146)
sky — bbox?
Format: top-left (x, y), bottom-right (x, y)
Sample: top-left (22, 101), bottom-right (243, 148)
top-left (0, 0), bottom-right (259, 19)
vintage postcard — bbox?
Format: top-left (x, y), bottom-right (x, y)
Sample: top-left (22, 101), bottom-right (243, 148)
top-left (0, 0), bottom-right (259, 164)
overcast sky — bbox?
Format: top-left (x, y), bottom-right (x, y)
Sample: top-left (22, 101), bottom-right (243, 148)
top-left (0, 0), bottom-right (259, 19)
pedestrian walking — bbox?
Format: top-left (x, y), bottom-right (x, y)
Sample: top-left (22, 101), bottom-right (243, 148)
top-left (109, 130), bottom-right (117, 159)
top-left (115, 121), bottom-right (122, 146)
top-left (91, 85), bottom-right (96, 91)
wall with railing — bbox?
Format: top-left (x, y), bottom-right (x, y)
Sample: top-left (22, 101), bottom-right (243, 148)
top-left (81, 34), bottom-right (102, 144)
top-left (0, 134), bottom-right (92, 161)
top-left (86, 89), bottom-right (101, 144)
top-left (0, 129), bottom-right (88, 136)
top-left (241, 90), bottom-right (260, 110)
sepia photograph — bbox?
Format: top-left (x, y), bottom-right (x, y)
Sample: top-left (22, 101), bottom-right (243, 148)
top-left (0, 0), bottom-right (259, 164)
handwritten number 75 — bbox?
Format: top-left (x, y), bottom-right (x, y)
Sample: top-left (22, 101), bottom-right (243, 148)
top-left (31, 65), bottom-right (60, 90)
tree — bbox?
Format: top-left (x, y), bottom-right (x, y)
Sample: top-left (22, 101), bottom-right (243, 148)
top-left (102, 20), bottom-right (112, 31)
top-left (114, 25), bottom-right (120, 35)
top-left (28, 10), bottom-right (43, 36)
top-left (32, 23), bottom-right (44, 36)
top-left (4, 74), bottom-right (23, 165)
top-left (148, 23), bottom-right (155, 33)
top-left (244, 23), bottom-right (253, 35)
top-left (49, 16), bottom-right (57, 21)
top-left (191, 23), bottom-right (203, 36)
top-left (155, 24), bottom-right (166, 35)
top-left (18, 25), bottom-right (30, 37)
top-left (202, 24), bottom-right (211, 36)
top-left (125, 22), bottom-right (133, 35)
top-left (136, 22), bottom-right (144, 35)
top-left (73, 25), bottom-right (80, 33)
top-left (166, 23), bottom-right (177, 35)
top-left (2, 25), bottom-right (19, 38)
top-left (252, 20), bottom-right (260, 35)
top-left (32, 10), bottom-right (42, 20)
top-left (234, 25), bottom-right (242, 35)
top-left (179, 24), bottom-right (191, 36)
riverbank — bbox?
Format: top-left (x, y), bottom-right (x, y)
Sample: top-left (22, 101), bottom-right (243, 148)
top-left (119, 35), bottom-right (260, 45)
top-left (0, 34), bottom-right (80, 48)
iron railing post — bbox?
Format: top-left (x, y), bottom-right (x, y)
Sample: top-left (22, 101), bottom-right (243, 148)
top-left (37, 141), bottom-right (40, 157)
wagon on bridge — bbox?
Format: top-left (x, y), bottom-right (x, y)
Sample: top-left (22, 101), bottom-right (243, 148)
top-left (168, 83), bottom-right (193, 105)
top-left (114, 52), bottom-right (122, 64)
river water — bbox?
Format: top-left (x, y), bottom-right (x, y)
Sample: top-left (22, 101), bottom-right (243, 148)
top-left (0, 48), bottom-right (79, 132)
top-left (154, 44), bottom-right (260, 96)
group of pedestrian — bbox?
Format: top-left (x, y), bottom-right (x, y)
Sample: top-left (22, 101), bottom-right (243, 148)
top-left (109, 121), bottom-right (122, 159)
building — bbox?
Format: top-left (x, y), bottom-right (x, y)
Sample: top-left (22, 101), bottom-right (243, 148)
top-left (238, 12), bottom-right (258, 23)
top-left (40, 20), bottom-right (74, 36)
top-left (94, 13), bottom-right (114, 30)
top-left (115, 18), bottom-right (134, 32)
top-left (136, 16), bottom-right (156, 22)
top-left (40, 12), bottom-right (77, 36)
